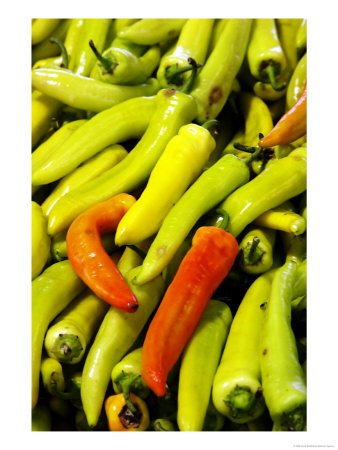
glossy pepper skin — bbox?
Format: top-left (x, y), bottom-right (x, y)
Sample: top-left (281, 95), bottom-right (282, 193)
top-left (259, 83), bottom-right (307, 147)
top-left (134, 153), bottom-right (250, 286)
top-left (105, 393), bottom-right (150, 431)
top-left (47, 88), bottom-right (197, 236)
top-left (81, 250), bottom-right (165, 427)
top-left (238, 226), bottom-right (276, 275)
top-left (66, 193), bottom-right (138, 312)
top-left (141, 226), bottom-right (239, 397)
top-left (286, 53), bottom-right (307, 111)
top-left (32, 95), bottom-right (156, 186)
top-left (212, 269), bottom-right (276, 423)
top-left (31, 67), bottom-right (160, 113)
top-left (70, 19), bottom-right (111, 77)
top-left (220, 147), bottom-right (307, 238)
top-left (31, 201), bottom-right (51, 280)
top-left (31, 90), bottom-right (62, 149)
top-left (90, 38), bottom-right (161, 85)
top-left (157, 19), bottom-right (215, 89)
top-left (32, 260), bottom-right (86, 409)
top-left (41, 144), bottom-right (127, 216)
top-left (117, 19), bottom-right (187, 45)
top-left (247, 19), bottom-right (287, 88)
top-left (253, 204), bottom-right (306, 236)
top-left (177, 300), bottom-right (233, 431)
top-left (115, 123), bottom-right (216, 246)
top-left (260, 261), bottom-right (307, 431)
top-left (32, 19), bottom-right (71, 65)
top-left (44, 289), bottom-right (109, 364)
top-left (32, 119), bottom-right (87, 177)
top-left (32, 19), bottom-right (61, 45)
top-left (190, 19), bottom-right (252, 123)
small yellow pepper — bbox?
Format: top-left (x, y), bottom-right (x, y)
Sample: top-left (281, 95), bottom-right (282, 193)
top-left (105, 393), bottom-right (150, 431)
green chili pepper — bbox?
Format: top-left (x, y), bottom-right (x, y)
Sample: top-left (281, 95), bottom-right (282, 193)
top-left (212, 269), bottom-right (277, 423)
top-left (81, 248), bottom-right (165, 427)
top-left (75, 409), bottom-right (108, 431)
top-left (190, 19), bottom-right (252, 124)
top-left (117, 19), bottom-right (187, 45)
top-left (40, 356), bottom-right (66, 395)
top-left (276, 19), bottom-right (303, 75)
top-left (134, 152), bottom-right (253, 286)
top-left (281, 231), bottom-right (307, 265)
top-left (32, 119), bottom-right (87, 177)
top-left (151, 418), bottom-right (177, 431)
top-left (296, 19), bottom-right (307, 59)
top-left (31, 67), bottom-right (160, 113)
top-left (177, 300), bottom-right (232, 431)
top-left (90, 38), bottom-right (161, 85)
top-left (31, 90), bottom-right (63, 149)
top-left (286, 53), bottom-right (307, 111)
top-left (293, 259), bottom-right (307, 300)
top-left (32, 260), bottom-right (86, 409)
top-left (69, 19), bottom-right (110, 76)
top-left (114, 19), bottom-right (140, 34)
top-left (220, 147), bottom-right (307, 238)
top-left (32, 95), bottom-right (156, 186)
top-left (247, 19), bottom-right (287, 90)
top-left (32, 19), bottom-right (61, 45)
top-left (157, 19), bottom-right (215, 89)
top-left (41, 144), bottom-right (127, 216)
top-left (32, 403), bottom-right (52, 431)
top-left (208, 19), bottom-right (229, 54)
top-left (260, 261), bottom-right (307, 431)
top-left (112, 347), bottom-right (150, 400)
top-left (238, 226), bottom-right (276, 275)
top-left (44, 289), bottom-right (109, 364)
top-left (32, 19), bottom-right (71, 65)
top-left (47, 88), bottom-right (197, 237)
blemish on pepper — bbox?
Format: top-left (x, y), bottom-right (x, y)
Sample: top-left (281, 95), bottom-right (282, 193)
top-left (262, 348), bottom-right (268, 355)
top-left (164, 88), bottom-right (177, 98)
top-left (209, 86), bottom-right (223, 105)
top-left (157, 246), bottom-right (167, 256)
top-left (85, 229), bottom-right (95, 236)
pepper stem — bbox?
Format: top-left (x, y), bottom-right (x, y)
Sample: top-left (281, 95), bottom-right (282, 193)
top-left (180, 58), bottom-right (202, 94)
top-left (201, 119), bottom-right (219, 140)
top-left (120, 377), bottom-right (138, 415)
top-left (242, 236), bottom-right (263, 265)
top-left (50, 37), bottom-right (69, 69)
top-left (88, 39), bottom-right (113, 72)
top-left (263, 61), bottom-right (287, 91)
top-left (225, 386), bottom-right (263, 420)
top-left (165, 58), bottom-right (202, 88)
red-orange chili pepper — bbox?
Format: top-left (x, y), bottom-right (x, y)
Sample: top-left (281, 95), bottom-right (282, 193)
top-left (66, 193), bottom-right (138, 313)
top-left (259, 82), bottom-right (307, 148)
top-left (141, 226), bottom-right (239, 397)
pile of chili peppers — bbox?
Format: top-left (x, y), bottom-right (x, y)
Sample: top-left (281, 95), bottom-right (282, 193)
top-left (31, 18), bottom-right (307, 432)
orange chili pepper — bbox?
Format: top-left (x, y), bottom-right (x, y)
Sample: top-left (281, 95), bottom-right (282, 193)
top-left (66, 193), bottom-right (138, 312)
top-left (141, 226), bottom-right (239, 397)
top-left (259, 82), bottom-right (307, 147)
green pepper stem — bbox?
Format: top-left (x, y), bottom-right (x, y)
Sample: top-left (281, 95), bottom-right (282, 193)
top-left (242, 236), bottom-right (264, 265)
top-left (201, 119), bottom-right (219, 140)
top-left (120, 376), bottom-right (138, 415)
top-left (50, 37), bottom-right (69, 69)
top-left (263, 61), bottom-right (287, 92)
top-left (88, 39), bottom-right (113, 72)
top-left (180, 58), bottom-right (202, 94)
